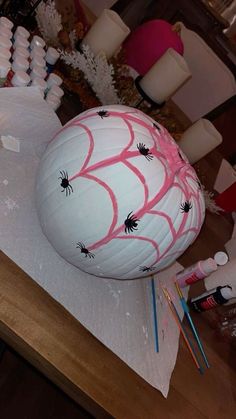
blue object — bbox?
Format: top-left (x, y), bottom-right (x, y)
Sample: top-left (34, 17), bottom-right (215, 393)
top-left (151, 277), bottom-right (159, 352)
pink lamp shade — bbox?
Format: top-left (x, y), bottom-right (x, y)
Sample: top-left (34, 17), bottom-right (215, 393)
top-left (123, 19), bottom-right (184, 75)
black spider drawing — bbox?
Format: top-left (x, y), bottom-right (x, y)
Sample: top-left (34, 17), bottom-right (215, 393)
top-left (76, 242), bottom-right (95, 258)
top-left (153, 122), bottom-right (160, 131)
top-left (59, 170), bottom-right (73, 196)
top-left (97, 110), bottom-right (109, 119)
top-left (124, 211), bottom-right (140, 234)
top-left (180, 200), bottom-right (192, 213)
top-left (139, 266), bottom-right (156, 272)
top-left (137, 143), bottom-right (153, 161)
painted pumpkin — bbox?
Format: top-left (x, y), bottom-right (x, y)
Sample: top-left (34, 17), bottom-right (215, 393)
top-left (36, 105), bottom-right (205, 280)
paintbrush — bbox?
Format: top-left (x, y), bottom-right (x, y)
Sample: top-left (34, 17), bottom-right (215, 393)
top-left (162, 287), bottom-right (203, 374)
top-left (175, 280), bottom-right (210, 368)
top-left (151, 276), bottom-right (159, 352)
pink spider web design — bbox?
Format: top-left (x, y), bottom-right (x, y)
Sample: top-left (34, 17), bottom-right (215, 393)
top-left (54, 109), bottom-right (204, 271)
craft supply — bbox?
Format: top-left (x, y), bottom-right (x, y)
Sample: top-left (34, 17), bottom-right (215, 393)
top-left (176, 258), bottom-right (217, 288)
top-left (46, 72), bottom-right (63, 88)
top-left (30, 46), bottom-right (46, 59)
top-left (45, 47), bottom-right (60, 73)
top-left (139, 48), bottom-right (191, 105)
top-left (48, 84), bottom-right (64, 99)
top-left (0, 16), bottom-right (13, 30)
top-left (0, 58), bottom-right (10, 86)
top-left (204, 259), bottom-right (236, 306)
top-left (175, 281), bottom-right (210, 368)
top-left (30, 65), bottom-right (46, 80)
top-left (30, 55), bottom-right (45, 70)
top-left (151, 277), bottom-right (159, 352)
top-left (12, 47), bottom-right (30, 61)
top-left (190, 285), bottom-right (236, 312)
top-left (45, 93), bottom-right (61, 111)
top-left (81, 9), bottom-right (130, 59)
top-left (178, 119), bottom-right (222, 164)
top-left (0, 26), bottom-right (12, 39)
top-left (214, 251), bottom-right (229, 266)
top-left (30, 77), bottom-right (47, 96)
top-left (30, 35), bottom-right (45, 50)
top-left (0, 35), bottom-right (11, 50)
top-left (162, 287), bottom-right (203, 373)
top-left (12, 56), bottom-right (29, 72)
top-left (14, 26), bottom-right (30, 40)
top-left (0, 47), bottom-right (11, 61)
top-left (9, 70), bottom-right (30, 87)
top-left (0, 135), bottom-right (20, 152)
top-left (13, 35), bottom-right (29, 50)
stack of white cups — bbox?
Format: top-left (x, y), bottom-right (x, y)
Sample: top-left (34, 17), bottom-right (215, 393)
top-left (0, 16), bottom-right (13, 86)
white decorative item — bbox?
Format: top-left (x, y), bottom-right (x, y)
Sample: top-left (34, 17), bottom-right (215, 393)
top-left (81, 9), bottom-right (130, 59)
top-left (178, 118), bottom-right (223, 164)
top-left (61, 45), bottom-right (121, 105)
top-left (35, 0), bottom-right (62, 46)
top-left (139, 48), bottom-right (191, 104)
top-left (36, 105), bottom-right (205, 280)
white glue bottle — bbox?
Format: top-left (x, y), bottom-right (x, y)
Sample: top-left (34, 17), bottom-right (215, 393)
top-left (190, 286), bottom-right (236, 312)
top-left (176, 258), bottom-right (218, 288)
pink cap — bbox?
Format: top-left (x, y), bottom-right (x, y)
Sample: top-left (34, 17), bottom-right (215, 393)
top-left (0, 47), bottom-right (11, 61)
top-left (0, 17), bottom-right (14, 30)
top-left (12, 70), bottom-right (30, 87)
top-left (0, 57), bottom-right (11, 78)
top-left (12, 56), bottom-right (29, 72)
top-left (0, 35), bottom-right (12, 49)
top-left (14, 26), bottom-right (30, 40)
top-left (200, 258), bottom-right (217, 275)
top-left (13, 35), bottom-right (29, 49)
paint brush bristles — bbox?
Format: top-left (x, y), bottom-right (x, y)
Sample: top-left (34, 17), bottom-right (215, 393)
top-left (162, 287), bottom-right (203, 373)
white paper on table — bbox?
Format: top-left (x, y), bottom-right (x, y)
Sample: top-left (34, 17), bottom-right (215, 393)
top-left (0, 87), bottom-right (187, 397)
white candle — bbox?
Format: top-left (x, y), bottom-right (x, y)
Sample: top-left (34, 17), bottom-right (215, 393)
top-left (0, 16), bottom-right (13, 31)
top-left (14, 26), bottom-right (30, 40)
top-left (81, 9), bottom-right (130, 58)
top-left (0, 35), bottom-right (11, 50)
top-left (139, 48), bottom-right (191, 104)
top-left (12, 56), bottom-right (29, 72)
top-left (178, 119), bottom-right (223, 164)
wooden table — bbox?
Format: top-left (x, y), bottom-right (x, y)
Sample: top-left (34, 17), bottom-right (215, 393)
top-left (0, 93), bottom-right (234, 418)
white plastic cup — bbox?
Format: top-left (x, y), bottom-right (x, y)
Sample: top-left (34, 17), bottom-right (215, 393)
top-left (46, 72), bottom-right (62, 88)
top-left (46, 93), bottom-right (61, 110)
top-left (0, 57), bottom-right (11, 86)
top-left (0, 26), bottom-right (12, 39)
top-left (30, 65), bottom-right (46, 80)
top-left (12, 56), bottom-right (29, 72)
top-left (0, 35), bottom-right (12, 49)
top-left (0, 17), bottom-right (14, 31)
top-left (12, 47), bottom-right (30, 60)
top-left (30, 55), bottom-right (45, 70)
top-left (11, 70), bottom-right (30, 87)
top-left (48, 84), bottom-right (64, 99)
top-left (30, 35), bottom-right (45, 49)
top-left (31, 77), bottom-right (47, 95)
top-left (30, 46), bottom-right (46, 59)
top-left (13, 35), bottom-right (29, 49)
top-left (14, 26), bottom-right (30, 40)
top-left (0, 47), bottom-right (11, 61)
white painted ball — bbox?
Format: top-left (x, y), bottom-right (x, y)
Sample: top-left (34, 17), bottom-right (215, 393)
top-left (36, 105), bottom-right (205, 279)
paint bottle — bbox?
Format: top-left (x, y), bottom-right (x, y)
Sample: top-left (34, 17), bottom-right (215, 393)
top-left (30, 65), bottom-right (47, 81)
top-left (0, 35), bottom-right (12, 50)
top-left (14, 26), bottom-right (30, 40)
top-left (46, 72), bottom-right (63, 88)
top-left (47, 84), bottom-right (64, 99)
top-left (30, 35), bottom-right (45, 50)
top-left (12, 47), bottom-right (30, 62)
top-left (5, 70), bottom-right (30, 87)
top-left (0, 47), bottom-right (11, 61)
top-left (45, 47), bottom-right (60, 73)
top-left (176, 258), bottom-right (217, 288)
top-left (0, 26), bottom-right (12, 40)
top-left (45, 93), bottom-right (61, 111)
top-left (190, 286), bottom-right (236, 312)
top-left (30, 77), bottom-right (47, 97)
top-left (29, 55), bottom-right (45, 70)
top-left (0, 16), bottom-right (14, 31)
top-left (12, 56), bottom-right (29, 72)
top-left (13, 35), bottom-right (29, 50)
top-left (0, 57), bottom-right (11, 86)
top-left (30, 46), bottom-right (46, 60)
